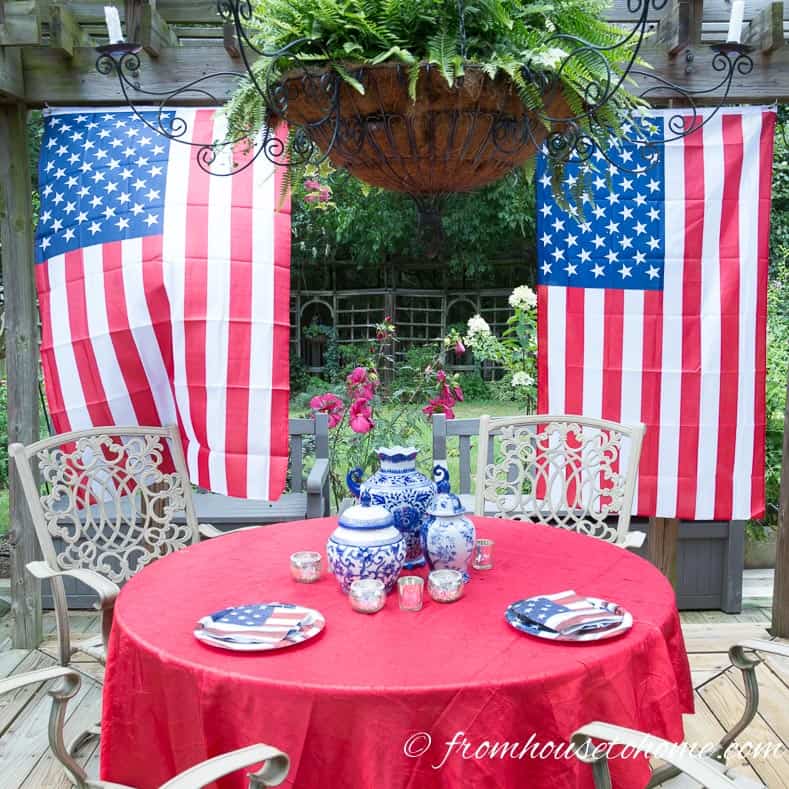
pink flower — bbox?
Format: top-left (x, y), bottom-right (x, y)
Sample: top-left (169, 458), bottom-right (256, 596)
top-left (349, 398), bottom-right (374, 434)
top-left (347, 367), bottom-right (368, 386)
top-left (319, 187), bottom-right (331, 202)
top-left (436, 370), bottom-right (447, 383)
top-left (454, 340), bottom-right (466, 356)
top-left (422, 397), bottom-right (456, 420)
top-left (453, 385), bottom-right (464, 402)
top-left (309, 393), bottom-right (345, 429)
top-left (304, 178), bottom-right (321, 190)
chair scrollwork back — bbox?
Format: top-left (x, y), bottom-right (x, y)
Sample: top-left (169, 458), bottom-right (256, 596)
top-left (475, 415), bottom-right (645, 547)
top-left (11, 426), bottom-right (201, 584)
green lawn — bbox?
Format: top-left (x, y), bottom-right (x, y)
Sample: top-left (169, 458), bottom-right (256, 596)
top-left (453, 400), bottom-right (529, 419)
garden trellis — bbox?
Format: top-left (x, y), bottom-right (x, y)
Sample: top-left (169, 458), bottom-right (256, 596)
top-left (1, 0), bottom-right (788, 653)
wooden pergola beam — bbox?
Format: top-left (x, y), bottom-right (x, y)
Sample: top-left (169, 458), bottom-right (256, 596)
top-left (21, 44), bottom-right (247, 106)
top-left (0, 102), bottom-right (42, 650)
top-left (14, 42), bottom-right (789, 106)
top-left (0, 42), bottom-right (23, 100)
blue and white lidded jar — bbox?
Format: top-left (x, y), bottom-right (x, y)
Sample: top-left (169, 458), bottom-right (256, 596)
top-left (421, 466), bottom-right (476, 583)
top-left (326, 491), bottom-right (406, 593)
top-left (347, 447), bottom-right (436, 569)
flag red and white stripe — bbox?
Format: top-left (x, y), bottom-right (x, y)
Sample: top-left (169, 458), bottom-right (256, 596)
top-left (537, 107), bottom-right (775, 520)
top-left (36, 108), bottom-right (290, 500)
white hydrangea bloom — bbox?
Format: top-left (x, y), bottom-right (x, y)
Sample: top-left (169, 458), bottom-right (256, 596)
top-left (511, 371), bottom-right (534, 388)
top-left (508, 285), bottom-right (538, 311)
top-left (466, 314), bottom-right (491, 338)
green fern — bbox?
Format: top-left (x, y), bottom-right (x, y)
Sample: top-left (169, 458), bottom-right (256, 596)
top-left (226, 0), bottom-right (647, 167)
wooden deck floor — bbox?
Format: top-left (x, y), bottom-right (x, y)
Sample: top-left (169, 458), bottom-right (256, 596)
top-left (0, 574), bottom-right (788, 787)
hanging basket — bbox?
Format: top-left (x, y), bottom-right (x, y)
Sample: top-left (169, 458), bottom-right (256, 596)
top-left (277, 63), bottom-right (570, 195)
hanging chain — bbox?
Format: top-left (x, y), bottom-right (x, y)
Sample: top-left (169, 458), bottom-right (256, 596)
top-left (456, 0), bottom-right (467, 60)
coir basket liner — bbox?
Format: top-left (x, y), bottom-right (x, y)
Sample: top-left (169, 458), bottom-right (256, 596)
top-left (278, 62), bottom-right (571, 195)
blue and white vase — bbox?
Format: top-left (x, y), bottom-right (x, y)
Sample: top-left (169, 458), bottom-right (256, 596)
top-left (326, 491), bottom-right (406, 593)
top-left (421, 466), bottom-right (476, 582)
top-left (347, 447), bottom-right (436, 569)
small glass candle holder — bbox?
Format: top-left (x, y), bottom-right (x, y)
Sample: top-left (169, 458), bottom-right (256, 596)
top-left (427, 569), bottom-right (464, 603)
top-left (472, 539), bottom-right (494, 570)
top-left (290, 551), bottom-right (322, 583)
top-left (398, 576), bottom-right (424, 611)
top-left (349, 579), bottom-right (386, 614)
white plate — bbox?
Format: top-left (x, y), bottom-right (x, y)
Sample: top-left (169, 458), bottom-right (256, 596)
top-left (194, 603), bottom-right (325, 652)
top-left (505, 597), bottom-right (633, 642)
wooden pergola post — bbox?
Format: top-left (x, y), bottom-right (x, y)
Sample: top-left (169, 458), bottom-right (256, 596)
top-left (771, 369), bottom-right (789, 636)
top-left (0, 102), bottom-right (43, 649)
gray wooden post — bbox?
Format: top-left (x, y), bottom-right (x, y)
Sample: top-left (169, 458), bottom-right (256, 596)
top-left (771, 369), bottom-right (789, 636)
top-left (0, 103), bottom-right (43, 649)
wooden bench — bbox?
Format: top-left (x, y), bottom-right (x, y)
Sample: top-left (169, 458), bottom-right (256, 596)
top-left (432, 413), bottom-right (495, 514)
top-left (183, 414), bottom-right (331, 529)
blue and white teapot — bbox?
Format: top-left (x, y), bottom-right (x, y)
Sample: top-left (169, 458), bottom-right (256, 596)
top-left (327, 491), bottom-right (406, 593)
top-left (421, 466), bottom-right (476, 582)
top-left (347, 447), bottom-right (436, 568)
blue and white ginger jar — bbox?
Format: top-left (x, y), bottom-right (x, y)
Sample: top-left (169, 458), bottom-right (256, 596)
top-left (327, 491), bottom-right (406, 593)
top-left (421, 466), bottom-right (476, 582)
top-left (347, 446), bottom-right (436, 568)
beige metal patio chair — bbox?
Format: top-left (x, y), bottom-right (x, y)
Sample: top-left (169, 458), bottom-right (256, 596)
top-left (9, 426), bottom-right (222, 674)
top-left (0, 667), bottom-right (290, 788)
top-left (474, 415), bottom-right (646, 548)
top-left (572, 639), bottom-right (789, 788)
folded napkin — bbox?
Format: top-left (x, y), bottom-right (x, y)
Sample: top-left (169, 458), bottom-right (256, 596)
top-left (198, 603), bottom-right (315, 645)
top-left (510, 590), bottom-right (624, 636)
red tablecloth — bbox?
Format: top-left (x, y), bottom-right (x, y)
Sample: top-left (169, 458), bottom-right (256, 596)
top-left (100, 518), bottom-right (693, 789)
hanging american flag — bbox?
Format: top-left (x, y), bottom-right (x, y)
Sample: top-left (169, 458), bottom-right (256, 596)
top-left (35, 108), bottom-right (291, 500)
top-left (536, 107), bottom-right (776, 521)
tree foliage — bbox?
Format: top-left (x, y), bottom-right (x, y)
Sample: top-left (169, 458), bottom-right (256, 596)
top-left (292, 169), bottom-right (536, 278)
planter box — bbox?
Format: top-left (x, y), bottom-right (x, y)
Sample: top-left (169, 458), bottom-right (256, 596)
top-left (629, 519), bottom-right (744, 613)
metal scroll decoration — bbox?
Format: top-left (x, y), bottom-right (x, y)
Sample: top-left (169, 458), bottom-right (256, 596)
top-left (94, 0), bottom-right (755, 188)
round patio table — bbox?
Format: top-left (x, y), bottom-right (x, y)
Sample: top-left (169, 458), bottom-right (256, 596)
top-left (100, 517), bottom-right (693, 789)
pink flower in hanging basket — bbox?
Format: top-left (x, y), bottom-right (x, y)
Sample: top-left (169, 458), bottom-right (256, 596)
top-left (309, 393), bottom-right (345, 429)
top-left (454, 340), bottom-right (466, 356)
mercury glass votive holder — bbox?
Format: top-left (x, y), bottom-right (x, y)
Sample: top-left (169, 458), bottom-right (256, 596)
top-left (397, 576), bottom-right (424, 611)
top-left (290, 551), bottom-right (322, 583)
top-left (472, 539), bottom-right (494, 570)
top-left (427, 569), bottom-right (464, 603)
top-left (349, 579), bottom-right (386, 614)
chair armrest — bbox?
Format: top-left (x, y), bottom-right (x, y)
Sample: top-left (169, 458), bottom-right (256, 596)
top-left (306, 458), bottom-right (330, 494)
top-left (199, 523), bottom-right (224, 539)
top-left (572, 722), bottom-right (739, 788)
top-left (26, 562), bottom-right (118, 611)
top-left (0, 666), bottom-right (81, 697)
top-left (732, 639), bottom-right (789, 660)
top-left (622, 530), bottom-right (646, 549)
top-left (159, 744), bottom-right (290, 789)
top-left (199, 524), bottom-right (262, 539)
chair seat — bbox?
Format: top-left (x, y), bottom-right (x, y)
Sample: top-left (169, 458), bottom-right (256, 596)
top-left (74, 634), bottom-right (106, 665)
top-left (656, 757), bottom-right (765, 788)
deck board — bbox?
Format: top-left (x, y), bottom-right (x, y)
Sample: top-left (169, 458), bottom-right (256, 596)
top-left (0, 573), bottom-right (787, 788)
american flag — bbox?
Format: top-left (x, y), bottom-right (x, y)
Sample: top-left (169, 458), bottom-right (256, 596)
top-left (510, 591), bottom-right (623, 636)
top-left (536, 107), bottom-right (776, 521)
top-left (35, 108), bottom-right (291, 500)
top-left (197, 603), bottom-right (319, 645)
